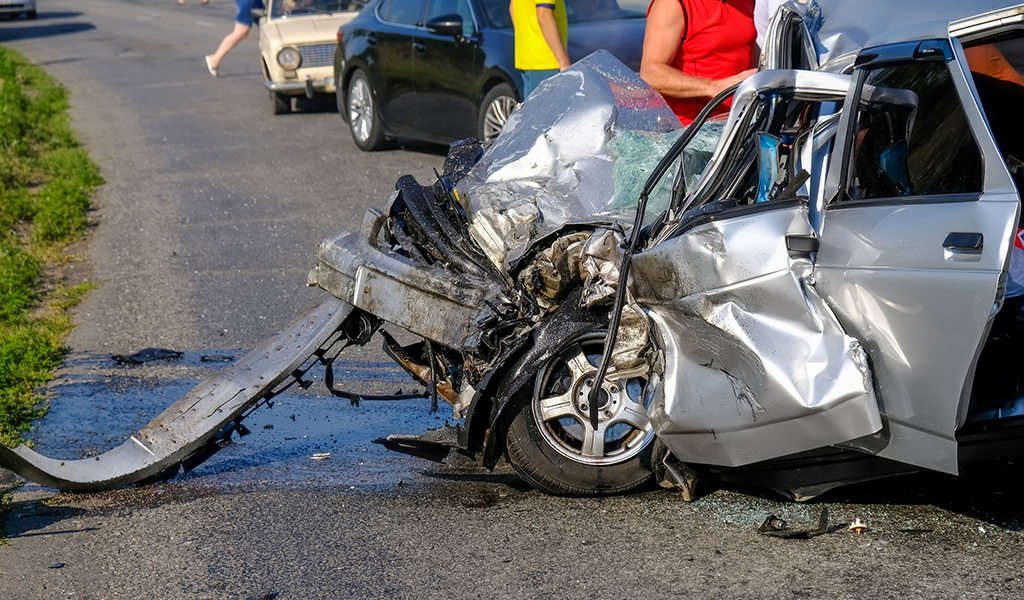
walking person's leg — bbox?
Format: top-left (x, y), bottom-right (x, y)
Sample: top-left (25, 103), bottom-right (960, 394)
top-left (206, 23), bottom-right (251, 75)
top-left (205, 0), bottom-right (258, 76)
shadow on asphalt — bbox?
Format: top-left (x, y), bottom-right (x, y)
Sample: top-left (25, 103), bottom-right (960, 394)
top-left (30, 11), bottom-right (84, 19)
top-left (36, 56), bottom-right (90, 66)
top-left (291, 96), bottom-right (336, 115)
top-left (0, 22), bottom-right (96, 42)
top-left (1, 500), bottom-right (88, 540)
top-left (421, 469), bottom-right (534, 492)
top-left (720, 458), bottom-right (1024, 530)
top-left (280, 96), bottom-right (461, 157)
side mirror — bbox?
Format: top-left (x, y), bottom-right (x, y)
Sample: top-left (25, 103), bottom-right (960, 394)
top-left (426, 14), bottom-right (465, 40)
top-left (251, 7), bottom-right (266, 21)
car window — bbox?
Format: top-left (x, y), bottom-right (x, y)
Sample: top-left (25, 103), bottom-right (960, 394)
top-left (381, 0), bottom-right (425, 25)
top-left (965, 37), bottom-right (1024, 172)
top-left (720, 97), bottom-right (824, 206)
top-left (478, 0), bottom-right (511, 28)
top-left (424, 0), bottom-right (474, 35)
top-left (846, 61), bottom-right (983, 200)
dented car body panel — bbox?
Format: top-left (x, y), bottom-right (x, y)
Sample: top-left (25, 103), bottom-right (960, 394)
top-left (635, 206), bottom-right (882, 468)
top-left (5, 0), bottom-right (1024, 500)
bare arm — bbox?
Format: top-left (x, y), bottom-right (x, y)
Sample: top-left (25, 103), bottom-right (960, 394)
top-left (509, 0), bottom-right (514, 26)
top-left (640, 0), bottom-right (755, 99)
top-left (537, 5), bottom-right (571, 70)
top-left (965, 44), bottom-right (1024, 87)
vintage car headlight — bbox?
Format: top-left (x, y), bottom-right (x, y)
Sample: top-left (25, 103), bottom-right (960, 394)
top-left (277, 47), bottom-right (301, 71)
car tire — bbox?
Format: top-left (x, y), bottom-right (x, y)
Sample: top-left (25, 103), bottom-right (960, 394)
top-left (344, 70), bottom-right (390, 152)
top-left (271, 91), bottom-right (291, 115)
top-left (478, 83), bottom-right (517, 144)
top-left (504, 331), bottom-right (656, 496)
top-left (26, 10), bottom-right (36, 18)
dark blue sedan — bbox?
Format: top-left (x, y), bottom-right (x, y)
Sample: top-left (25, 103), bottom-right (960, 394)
top-left (334, 0), bottom-right (647, 150)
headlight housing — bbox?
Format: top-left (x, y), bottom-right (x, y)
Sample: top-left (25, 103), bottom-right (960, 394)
top-left (277, 47), bottom-right (301, 70)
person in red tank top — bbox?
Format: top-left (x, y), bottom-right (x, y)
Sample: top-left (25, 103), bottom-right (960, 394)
top-left (640, 0), bottom-right (758, 125)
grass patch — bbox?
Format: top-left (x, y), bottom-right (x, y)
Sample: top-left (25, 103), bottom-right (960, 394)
top-left (0, 44), bottom-right (102, 448)
top-left (0, 484), bottom-right (16, 545)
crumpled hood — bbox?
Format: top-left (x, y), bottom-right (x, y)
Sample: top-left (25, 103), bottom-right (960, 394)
top-left (455, 51), bottom-right (683, 273)
top-left (265, 12), bottom-right (356, 46)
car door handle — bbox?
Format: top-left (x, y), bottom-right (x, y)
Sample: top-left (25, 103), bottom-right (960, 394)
top-left (413, 41), bottom-right (426, 55)
top-left (943, 232), bottom-right (983, 252)
top-left (365, 33), bottom-right (377, 46)
top-left (786, 234), bottom-right (820, 254)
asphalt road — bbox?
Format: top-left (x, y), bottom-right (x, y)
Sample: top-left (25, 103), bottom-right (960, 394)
top-left (3, 3), bottom-right (1024, 599)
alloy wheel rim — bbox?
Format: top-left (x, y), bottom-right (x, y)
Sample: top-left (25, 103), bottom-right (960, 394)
top-left (483, 95), bottom-right (516, 143)
top-left (349, 78), bottom-right (373, 143)
top-left (532, 332), bottom-right (654, 466)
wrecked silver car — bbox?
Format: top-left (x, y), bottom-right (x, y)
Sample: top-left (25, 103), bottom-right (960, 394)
top-left (5, 0), bottom-right (1024, 501)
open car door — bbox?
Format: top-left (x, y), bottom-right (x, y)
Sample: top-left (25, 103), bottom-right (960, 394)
top-left (814, 37), bottom-right (1020, 474)
top-left (632, 70), bottom-right (883, 468)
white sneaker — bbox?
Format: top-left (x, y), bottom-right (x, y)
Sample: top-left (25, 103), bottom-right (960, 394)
top-left (205, 55), bottom-right (218, 78)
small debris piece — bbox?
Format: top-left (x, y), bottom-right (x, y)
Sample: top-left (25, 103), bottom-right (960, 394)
top-left (848, 518), bottom-right (868, 533)
top-left (978, 525), bottom-right (987, 534)
top-left (759, 516), bottom-right (787, 532)
top-left (655, 456), bottom-right (700, 502)
top-left (263, 424), bottom-right (273, 430)
top-left (112, 348), bottom-right (182, 365)
top-left (758, 507), bottom-right (834, 539)
top-left (311, 453), bottom-right (331, 460)
top-left (49, 562), bottom-right (65, 569)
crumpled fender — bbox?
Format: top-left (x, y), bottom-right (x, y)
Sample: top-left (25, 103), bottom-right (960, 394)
top-left (479, 286), bottom-right (606, 468)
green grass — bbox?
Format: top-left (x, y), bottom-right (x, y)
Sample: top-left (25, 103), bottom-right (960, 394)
top-left (0, 484), bottom-right (15, 544)
top-left (0, 44), bottom-right (102, 448)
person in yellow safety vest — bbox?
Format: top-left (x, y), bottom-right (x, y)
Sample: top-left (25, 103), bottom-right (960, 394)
top-left (509, 0), bottom-right (570, 98)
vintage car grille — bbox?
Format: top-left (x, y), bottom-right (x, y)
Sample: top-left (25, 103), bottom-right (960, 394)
top-left (298, 44), bottom-right (336, 69)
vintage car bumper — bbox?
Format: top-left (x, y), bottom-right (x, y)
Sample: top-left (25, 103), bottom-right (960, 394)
top-left (0, 0), bottom-right (35, 14)
top-left (265, 75), bottom-right (335, 99)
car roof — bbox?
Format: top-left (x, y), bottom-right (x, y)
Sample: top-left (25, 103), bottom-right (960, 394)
top-left (787, 0), bottom-right (1024, 67)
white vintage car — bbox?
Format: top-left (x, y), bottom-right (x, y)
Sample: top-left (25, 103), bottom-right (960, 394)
top-left (257, 0), bottom-right (362, 114)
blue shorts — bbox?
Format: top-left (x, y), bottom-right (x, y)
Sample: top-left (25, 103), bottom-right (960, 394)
top-left (235, 0), bottom-right (265, 26)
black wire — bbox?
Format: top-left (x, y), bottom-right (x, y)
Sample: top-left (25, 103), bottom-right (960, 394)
top-left (586, 82), bottom-right (743, 432)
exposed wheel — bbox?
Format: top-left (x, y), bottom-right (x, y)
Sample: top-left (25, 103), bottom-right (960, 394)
top-left (345, 70), bottom-right (390, 151)
top-left (478, 83), bottom-right (517, 144)
top-left (504, 331), bottom-right (656, 496)
top-left (271, 91), bottom-right (291, 115)
top-left (26, 10), bottom-right (37, 18)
